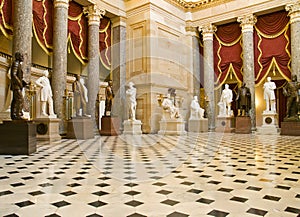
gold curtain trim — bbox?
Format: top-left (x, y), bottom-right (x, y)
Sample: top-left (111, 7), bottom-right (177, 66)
top-left (99, 20), bottom-right (111, 70)
top-left (33, 22), bottom-right (51, 55)
top-left (78, 18), bottom-right (87, 62)
top-left (68, 34), bottom-right (86, 65)
top-left (214, 33), bottom-right (242, 47)
top-left (255, 24), bottom-right (289, 39)
top-left (42, 0), bottom-right (52, 50)
top-left (68, 12), bottom-right (83, 21)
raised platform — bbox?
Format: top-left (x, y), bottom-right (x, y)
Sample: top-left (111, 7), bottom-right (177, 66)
top-left (67, 117), bottom-right (94, 139)
top-left (123, 119), bottom-right (142, 135)
top-left (257, 112), bottom-right (279, 135)
top-left (158, 119), bottom-right (186, 135)
top-left (35, 117), bottom-right (61, 142)
top-left (281, 121), bottom-right (300, 136)
top-left (188, 119), bottom-right (208, 133)
top-left (235, 116), bottom-right (251, 134)
top-left (0, 120), bottom-right (36, 155)
top-left (216, 116), bottom-right (235, 133)
top-left (99, 116), bottom-right (120, 136)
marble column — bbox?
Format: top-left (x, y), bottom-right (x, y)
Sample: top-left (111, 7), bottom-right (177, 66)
top-left (12, 0), bottom-right (32, 82)
top-left (84, 5), bottom-right (105, 126)
top-left (111, 17), bottom-right (126, 127)
top-left (52, 0), bottom-right (69, 133)
top-left (286, 2), bottom-right (300, 78)
top-left (186, 26), bottom-right (200, 97)
top-left (237, 14), bottom-right (257, 131)
top-left (199, 24), bottom-right (216, 131)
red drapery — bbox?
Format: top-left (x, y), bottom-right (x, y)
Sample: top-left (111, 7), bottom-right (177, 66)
top-left (254, 11), bottom-right (291, 86)
top-left (99, 17), bottom-right (111, 70)
top-left (33, 0), bottom-right (53, 54)
top-left (68, 1), bottom-right (88, 64)
top-left (0, 0), bottom-right (13, 39)
top-left (213, 22), bottom-right (243, 89)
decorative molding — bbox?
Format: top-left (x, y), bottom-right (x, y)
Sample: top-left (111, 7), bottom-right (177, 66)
top-left (54, 0), bottom-right (69, 9)
top-left (237, 14), bottom-right (257, 33)
top-left (83, 5), bottom-right (106, 26)
top-left (199, 24), bottom-right (216, 40)
top-left (165, 0), bottom-right (233, 10)
top-left (286, 2), bottom-right (300, 24)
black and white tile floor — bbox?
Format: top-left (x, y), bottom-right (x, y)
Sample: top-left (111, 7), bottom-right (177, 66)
top-left (0, 133), bottom-right (300, 217)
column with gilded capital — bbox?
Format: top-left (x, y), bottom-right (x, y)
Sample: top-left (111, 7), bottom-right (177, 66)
top-left (111, 17), bottom-right (127, 126)
top-left (286, 2), bottom-right (300, 78)
top-left (52, 0), bottom-right (69, 133)
top-left (199, 24), bottom-right (216, 131)
top-left (84, 5), bottom-right (105, 126)
top-left (12, 0), bottom-right (32, 81)
top-left (237, 14), bottom-right (257, 131)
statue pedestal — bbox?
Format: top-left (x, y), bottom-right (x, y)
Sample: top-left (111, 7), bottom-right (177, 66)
top-left (0, 111), bottom-right (10, 123)
top-left (67, 117), bottom-right (94, 139)
top-left (123, 120), bottom-right (142, 135)
top-left (99, 116), bottom-right (120, 136)
top-left (281, 121), bottom-right (300, 136)
top-left (235, 116), bottom-right (251, 134)
top-left (0, 120), bottom-right (36, 155)
top-left (188, 119), bottom-right (208, 133)
top-left (257, 112), bottom-right (279, 135)
top-left (216, 116), bottom-right (235, 133)
top-left (158, 118), bottom-right (186, 135)
top-left (35, 117), bottom-right (61, 142)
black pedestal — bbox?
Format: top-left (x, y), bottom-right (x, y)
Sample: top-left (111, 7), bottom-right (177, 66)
top-left (0, 120), bottom-right (36, 155)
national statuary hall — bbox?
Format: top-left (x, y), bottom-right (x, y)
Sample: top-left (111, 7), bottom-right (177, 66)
top-left (0, 0), bottom-right (300, 216)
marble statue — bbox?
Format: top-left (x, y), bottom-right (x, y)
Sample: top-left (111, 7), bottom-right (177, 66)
top-left (162, 93), bottom-right (181, 119)
top-left (126, 82), bottom-right (137, 120)
top-left (283, 75), bottom-right (300, 120)
top-left (104, 80), bottom-right (114, 116)
top-left (35, 70), bottom-right (56, 118)
top-left (236, 83), bottom-right (251, 116)
top-left (218, 84), bottom-right (233, 117)
top-left (10, 52), bottom-right (28, 120)
top-left (73, 74), bottom-right (88, 117)
top-left (190, 96), bottom-right (204, 119)
top-left (263, 77), bottom-right (276, 113)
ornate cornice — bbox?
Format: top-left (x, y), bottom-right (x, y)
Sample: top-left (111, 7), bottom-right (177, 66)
top-left (237, 14), bottom-right (257, 33)
top-left (165, 0), bottom-right (234, 10)
top-left (83, 5), bottom-right (106, 26)
top-left (286, 2), bottom-right (300, 24)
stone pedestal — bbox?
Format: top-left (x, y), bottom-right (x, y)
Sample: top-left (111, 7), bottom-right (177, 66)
top-left (0, 111), bottom-right (10, 123)
top-left (99, 116), bottom-right (120, 136)
top-left (67, 117), bottom-right (94, 139)
top-left (35, 117), bottom-right (61, 142)
top-left (188, 119), bottom-right (208, 133)
top-left (235, 116), bottom-right (251, 134)
top-left (257, 112), bottom-right (279, 135)
top-left (216, 116), bottom-right (235, 133)
top-left (281, 121), bottom-right (300, 136)
top-left (158, 119), bottom-right (186, 135)
top-left (123, 120), bottom-right (142, 135)
top-left (0, 120), bottom-right (36, 155)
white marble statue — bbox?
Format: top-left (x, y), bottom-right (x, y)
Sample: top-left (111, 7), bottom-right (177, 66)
top-left (162, 94), bottom-right (181, 119)
top-left (218, 84), bottom-right (233, 117)
top-left (263, 76), bottom-right (276, 113)
top-left (35, 70), bottom-right (56, 118)
top-left (126, 82), bottom-right (137, 120)
top-left (190, 96), bottom-right (204, 120)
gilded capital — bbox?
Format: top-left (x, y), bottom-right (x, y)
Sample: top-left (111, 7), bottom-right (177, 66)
top-left (286, 2), bottom-right (300, 24)
top-left (83, 5), bottom-right (105, 26)
top-left (199, 24), bottom-right (216, 41)
top-left (54, 0), bottom-right (69, 9)
top-left (237, 14), bottom-right (257, 33)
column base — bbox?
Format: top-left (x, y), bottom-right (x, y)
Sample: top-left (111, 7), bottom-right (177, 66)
top-left (99, 116), bottom-right (120, 136)
top-left (67, 117), bottom-right (95, 139)
top-left (188, 119), bottom-right (208, 133)
top-left (0, 120), bottom-right (36, 155)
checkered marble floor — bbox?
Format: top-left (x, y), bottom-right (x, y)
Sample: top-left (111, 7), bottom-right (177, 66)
top-left (0, 133), bottom-right (300, 217)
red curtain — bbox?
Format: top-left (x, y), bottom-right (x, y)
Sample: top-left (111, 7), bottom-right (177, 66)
top-left (33, 0), bottom-right (53, 54)
top-left (68, 1), bottom-right (88, 64)
top-left (213, 22), bottom-right (243, 89)
top-left (0, 0), bottom-right (13, 39)
top-left (254, 11), bottom-right (291, 85)
top-left (99, 17), bottom-right (111, 70)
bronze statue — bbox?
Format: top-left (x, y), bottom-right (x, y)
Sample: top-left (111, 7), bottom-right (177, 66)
top-left (236, 83), bottom-right (251, 116)
top-left (104, 80), bottom-right (114, 116)
top-left (283, 75), bottom-right (300, 120)
top-left (10, 52), bottom-right (27, 120)
top-left (73, 74), bottom-right (88, 117)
